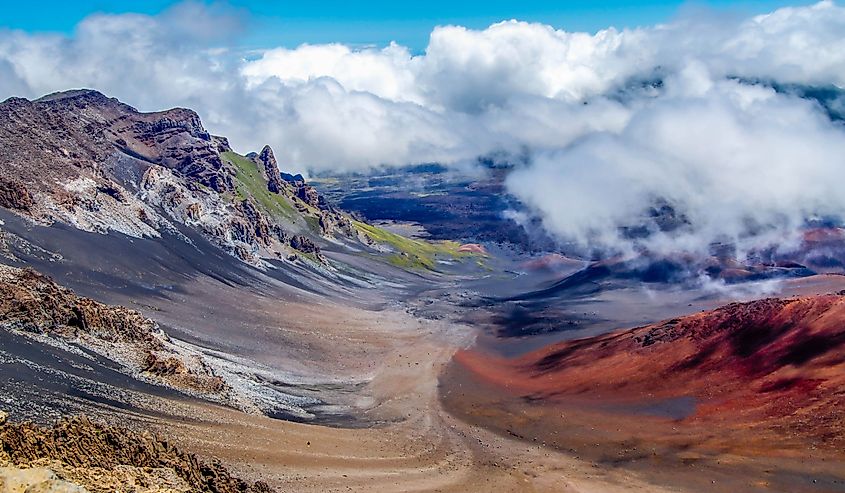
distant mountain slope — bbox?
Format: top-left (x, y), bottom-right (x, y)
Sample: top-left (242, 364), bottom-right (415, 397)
top-left (312, 163), bottom-right (558, 252)
top-left (456, 295), bottom-right (845, 449)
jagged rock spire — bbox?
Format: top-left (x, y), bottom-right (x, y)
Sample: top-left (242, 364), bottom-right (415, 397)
top-left (257, 145), bottom-right (285, 194)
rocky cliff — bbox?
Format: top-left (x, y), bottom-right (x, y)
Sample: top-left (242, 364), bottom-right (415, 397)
top-left (0, 89), bottom-right (357, 265)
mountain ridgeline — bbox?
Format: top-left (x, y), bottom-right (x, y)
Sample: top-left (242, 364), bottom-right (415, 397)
top-left (0, 89), bottom-right (361, 266)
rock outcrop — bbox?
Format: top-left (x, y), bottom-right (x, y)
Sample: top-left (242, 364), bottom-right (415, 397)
top-left (0, 414), bottom-right (273, 493)
top-left (0, 265), bottom-right (158, 343)
top-left (0, 179), bottom-right (34, 211)
top-left (289, 235), bottom-right (319, 254)
top-left (0, 264), bottom-right (226, 397)
top-left (295, 184), bottom-right (321, 208)
top-left (126, 109), bottom-right (233, 193)
top-left (240, 143), bottom-right (357, 247)
top-left (255, 146), bottom-right (285, 194)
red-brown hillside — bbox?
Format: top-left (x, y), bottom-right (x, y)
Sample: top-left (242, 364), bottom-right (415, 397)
top-left (456, 295), bottom-right (845, 448)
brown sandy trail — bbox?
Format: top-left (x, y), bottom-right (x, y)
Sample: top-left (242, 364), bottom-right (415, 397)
top-left (114, 303), bottom-right (686, 493)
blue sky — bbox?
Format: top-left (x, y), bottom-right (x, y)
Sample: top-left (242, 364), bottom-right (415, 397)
top-left (1, 0), bottom-right (816, 50)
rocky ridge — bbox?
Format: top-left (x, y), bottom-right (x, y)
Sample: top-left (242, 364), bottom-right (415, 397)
top-left (0, 264), bottom-right (226, 398)
top-left (247, 147), bottom-right (355, 239)
top-left (0, 89), bottom-right (357, 265)
top-left (0, 263), bottom-right (327, 417)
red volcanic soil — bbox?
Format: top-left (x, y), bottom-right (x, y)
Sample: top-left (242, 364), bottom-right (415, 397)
top-left (803, 227), bottom-right (845, 244)
top-left (519, 253), bottom-right (585, 272)
top-left (457, 243), bottom-right (487, 255)
top-left (455, 295), bottom-right (845, 451)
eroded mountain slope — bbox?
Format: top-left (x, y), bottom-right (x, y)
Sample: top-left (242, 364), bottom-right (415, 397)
top-left (0, 89), bottom-right (357, 265)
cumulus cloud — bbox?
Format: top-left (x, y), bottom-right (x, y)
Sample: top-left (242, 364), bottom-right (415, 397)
top-left (241, 42), bottom-right (423, 104)
top-left (1, 0), bottom-right (845, 255)
top-left (507, 64), bottom-right (845, 256)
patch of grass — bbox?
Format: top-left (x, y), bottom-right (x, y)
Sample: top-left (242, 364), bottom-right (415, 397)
top-left (221, 151), bottom-right (298, 221)
top-left (353, 220), bottom-right (477, 271)
top-left (304, 215), bottom-right (321, 234)
top-left (386, 253), bottom-right (435, 270)
top-left (298, 250), bottom-right (321, 264)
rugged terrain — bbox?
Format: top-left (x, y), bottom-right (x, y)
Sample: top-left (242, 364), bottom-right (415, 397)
top-left (0, 412), bottom-right (272, 493)
top-left (445, 293), bottom-right (845, 492)
top-left (0, 263), bottom-right (244, 405)
top-left (457, 294), bottom-right (845, 437)
top-left (0, 89), bottom-right (364, 265)
top-left (2, 88), bottom-right (845, 493)
top-left (0, 89), bottom-right (511, 492)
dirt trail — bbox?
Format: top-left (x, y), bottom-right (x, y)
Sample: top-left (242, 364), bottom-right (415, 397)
top-left (123, 308), bottom-right (686, 493)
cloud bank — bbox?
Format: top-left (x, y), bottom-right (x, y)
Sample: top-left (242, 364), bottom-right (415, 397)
top-left (1, 1), bottom-right (845, 255)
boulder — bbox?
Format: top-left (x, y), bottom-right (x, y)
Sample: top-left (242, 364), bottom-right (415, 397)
top-left (0, 180), bottom-right (34, 211)
top-left (290, 235), bottom-right (319, 254)
top-left (295, 185), bottom-right (320, 208)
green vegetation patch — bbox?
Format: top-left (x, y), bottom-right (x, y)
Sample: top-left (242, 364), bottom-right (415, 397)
top-left (352, 220), bottom-right (477, 271)
top-left (221, 151), bottom-right (298, 221)
top-left (304, 215), bottom-right (321, 234)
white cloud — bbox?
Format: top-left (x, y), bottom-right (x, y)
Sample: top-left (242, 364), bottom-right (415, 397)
top-left (241, 42), bottom-right (423, 104)
top-left (1, 1), bottom-right (845, 254)
top-left (506, 66), bottom-right (845, 255)
top-left (419, 22), bottom-right (646, 110)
